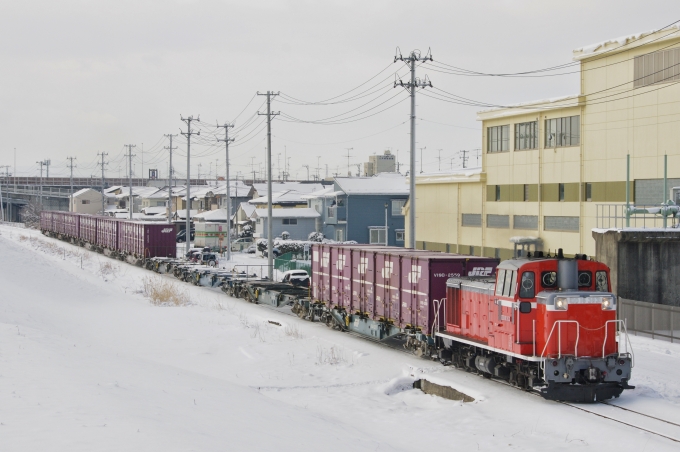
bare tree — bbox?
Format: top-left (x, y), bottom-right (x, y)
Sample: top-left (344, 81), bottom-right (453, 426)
top-left (20, 199), bottom-right (43, 229)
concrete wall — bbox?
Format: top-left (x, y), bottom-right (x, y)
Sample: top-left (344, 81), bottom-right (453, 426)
top-left (593, 229), bottom-right (680, 307)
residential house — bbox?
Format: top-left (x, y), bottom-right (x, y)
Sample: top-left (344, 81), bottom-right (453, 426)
top-left (307, 173), bottom-right (409, 245)
top-left (252, 207), bottom-right (320, 240)
top-left (69, 188), bottom-right (103, 214)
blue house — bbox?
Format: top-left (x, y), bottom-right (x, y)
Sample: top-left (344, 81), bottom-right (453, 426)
top-left (307, 173), bottom-right (409, 246)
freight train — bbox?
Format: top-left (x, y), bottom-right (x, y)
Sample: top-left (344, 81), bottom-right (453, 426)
top-left (38, 211), bottom-right (634, 402)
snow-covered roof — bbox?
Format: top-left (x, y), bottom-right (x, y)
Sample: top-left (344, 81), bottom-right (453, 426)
top-left (334, 173), bottom-right (408, 196)
top-left (476, 95), bottom-right (580, 120)
top-left (573, 25), bottom-right (680, 61)
top-left (140, 206), bottom-right (167, 215)
top-left (252, 182), bottom-right (325, 197)
top-left (253, 208), bottom-right (320, 219)
top-left (302, 186), bottom-right (337, 200)
top-left (103, 186), bottom-right (122, 194)
top-left (250, 190), bottom-right (310, 205)
top-left (415, 166), bottom-right (484, 185)
top-left (194, 209), bottom-right (229, 222)
top-left (71, 188), bottom-right (100, 198)
top-left (175, 210), bottom-right (198, 219)
top-left (238, 202), bottom-right (257, 217)
top-left (113, 186), bottom-right (161, 199)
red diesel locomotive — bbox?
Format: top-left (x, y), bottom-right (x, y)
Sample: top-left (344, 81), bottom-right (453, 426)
top-left (437, 251), bottom-right (634, 402)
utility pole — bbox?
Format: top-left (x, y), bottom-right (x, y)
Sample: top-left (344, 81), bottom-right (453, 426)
top-left (277, 153), bottom-right (281, 181)
top-left (303, 165), bottom-right (310, 181)
top-left (97, 152), bottom-right (108, 213)
top-left (164, 134), bottom-right (177, 223)
top-left (217, 122), bottom-right (235, 263)
top-left (36, 160), bottom-right (45, 209)
top-left (67, 157), bottom-right (77, 211)
top-left (394, 48), bottom-right (433, 249)
top-left (124, 145), bottom-right (136, 219)
top-left (0, 165), bottom-right (10, 222)
top-left (44, 159), bottom-right (51, 178)
top-left (257, 91), bottom-right (279, 280)
top-left (460, 150), bottom-right (469, 169)
top-left (250, 157), bottom-right (256, 183)
top-left (437, 149), bottom-right (442, 171)
top-left (181, 115), bottom-right (200, 255)
top-left (419, 146), bottom-right (426, 173)
top-left (355, 163), bottom-right (361, 177)
top-left (316, 156), bottom-right (321, 181)
top-left (345, 148), bottom-right (353, 177)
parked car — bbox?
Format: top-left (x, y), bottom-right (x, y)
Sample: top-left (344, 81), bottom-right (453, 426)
top-left (245, 244), bottom-right (257, 254)
top-left (176, 228), bottom-right (195, 243)
top-left (231, 237), bottom-right (254, 252)
top-left (192, 253), bottom-right (218, 266)
top-left (281, 270), bottom-right (309, 287)
top-left (263, 247), bottom-right (281, 258)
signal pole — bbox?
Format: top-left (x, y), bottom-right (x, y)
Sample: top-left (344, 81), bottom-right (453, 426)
top-left (97, 152), bottom-right (108, 214)
top-left (124, 145), bottom-right (136, 219)
top-left (67, 157), bottom-right (77, 211)
top-left (394, 48), bottom-right (433, 249)
top-left (217, 122), bottom-right (235, 262)
top-left (181, 115), bottom-right (200, 255)
top-left (460, 149), bottom-right (469, 169)
top-left (164, 134), bottom-right (177, 223)
top-left (257, 91), bottom-right (279, 280)
top-left (36, 160), bottom-right (46, 208)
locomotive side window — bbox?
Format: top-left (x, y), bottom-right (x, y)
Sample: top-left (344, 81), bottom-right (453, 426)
top-left (578, 271), bottom-right (592, 288)
top-left (508, 271), bottom-right (517, 297)
top-left (519, 271), bottom-right (535, 299)
top-left (502, 270), bottom-right (516, 297)
top-left (596, 271), bottom-right (609, 292)
top-left (541, 271), bottom-right (557, 288)
top-left (495, 270), bottom-right (506, 296)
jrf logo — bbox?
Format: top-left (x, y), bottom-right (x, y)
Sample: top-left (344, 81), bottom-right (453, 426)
top-left (381, 262), bottom-right (393, 279)
top-left (469, 267), bottom-right (493, 276)
top-left (408, 265), bottom-right (421, 283)
top-left (358, 257), bottom-right (368, 274)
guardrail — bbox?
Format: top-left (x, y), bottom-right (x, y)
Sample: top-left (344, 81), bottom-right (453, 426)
top-left (619, 298), bottom-right (680, 343)
top-left (596, 203), bottom-right (680, 229)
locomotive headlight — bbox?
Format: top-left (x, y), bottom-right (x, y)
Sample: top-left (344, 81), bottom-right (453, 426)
top-left (601, 296), bottom-right (615, 310)
top-left (554, 297), bottom-right (568, 311)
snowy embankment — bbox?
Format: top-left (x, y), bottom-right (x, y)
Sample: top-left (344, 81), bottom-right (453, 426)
top-left (1, 225), bottom-right (679, 451)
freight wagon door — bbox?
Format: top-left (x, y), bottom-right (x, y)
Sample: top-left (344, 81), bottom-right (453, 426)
top-left (351, 249), bottom-right (374, 315)
top-left (399, 256), bottom-right (425, 330)
top-left (375, 253), bottom-right (391, 319)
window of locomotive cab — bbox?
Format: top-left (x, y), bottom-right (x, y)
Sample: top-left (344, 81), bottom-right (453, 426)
top-left (578, 271), bottom-right (592, 288)
top-left (495, 269), bottom-right (506, 296)
top-left (541, 271), bottom-right (557, 289)
top-left (595, 271), bottom-right (609, 292)
top-left (519, 271), bottom-right (535, 299)
top-left (502, 270), bottom-right (515, 297)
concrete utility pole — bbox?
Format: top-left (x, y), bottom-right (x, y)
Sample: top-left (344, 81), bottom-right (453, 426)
top-left (303, 165), bottom-right (310, 181)
top-left (460, 149), bottom-right (469, 169)
top-left (0, 165), bottom-right (10, 222)
top-left (181, 115), bottom-right (200, 255)
top-left (394, 48), bottom-right (433, 249)
top-left (257, 91), bottom-right (279, 280)
top-left (345, 148), bottom-right (353, 177)
top-left (44, 159), bottom-right (51, 178)
top-left (164, 134), bottom-right (177, 223)
top-left (124, 145), bottom-right (137, 219)
top-left (217, 122), bottom-right (235, 263)
top-left (250, 157), bottom-right (256, 183)
top-left (67, 157), bottom-right (77, 211)
top-left (437, 149), bottom-right (442, 171)
top-left (36, 160), bottom-right (45, 208)
top-left (97, 152), bottom-right (108, 214)
top-left (419, 147), bottom-right (426, 173)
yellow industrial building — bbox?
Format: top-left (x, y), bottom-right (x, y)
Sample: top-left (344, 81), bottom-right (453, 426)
top-left (408, 26), bottom-right (680, 258)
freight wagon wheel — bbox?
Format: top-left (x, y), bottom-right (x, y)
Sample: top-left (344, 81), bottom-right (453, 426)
top-left (298, 306), bottom-right (309, 319)
top-left (414, 342), bottom-right (427, 358)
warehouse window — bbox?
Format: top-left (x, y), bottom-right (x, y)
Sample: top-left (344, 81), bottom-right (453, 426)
top-left (634, 48), bottom-right (680, 88)
top-left (391, 199), bottom-right (406, 216)
top-left (282, 218), bottom-right (298, 225)
top-left (524, 184), bottom-right (530, 202)
top-left (487, 125), bottom-right (510, 153)
top-left (586, 183), bottom-right (592, 202)
top-left (369, 227), bottom-right (386, 245)
top-left (515, 121), bottom-right (537, 150)
top-left (495, 185), bottom-right (501, 201)
top-left (559, 183), bottom-right (565, 201)
top-left (545, 116), bottom-right (580, 147)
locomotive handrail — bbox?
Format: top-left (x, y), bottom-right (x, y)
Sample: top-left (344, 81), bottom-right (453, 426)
top-left (603, 319), bottom-right (635, 367)
top-left (540, 320), bottom-right (580, 360)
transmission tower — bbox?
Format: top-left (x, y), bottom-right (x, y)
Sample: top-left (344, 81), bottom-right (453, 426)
top-left (394, 47), bottom-right (433, 249)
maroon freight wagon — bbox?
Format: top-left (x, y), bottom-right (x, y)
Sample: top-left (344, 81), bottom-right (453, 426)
top-left (118, 221), bottom-right (177, 259)
top-left (40, 211), bottom-right (54, 232)
top-left (80, 215), bottom-right (97, 244)
top-left (95, 216), bottom-right (120, 251)
top-left (63, 212), bottom-right (80, 238)
top-left (310, 244), bottom-right (498, 346)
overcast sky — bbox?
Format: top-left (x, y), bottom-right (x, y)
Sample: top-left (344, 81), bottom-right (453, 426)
top-left (1, 0), bottom-right (676, 182)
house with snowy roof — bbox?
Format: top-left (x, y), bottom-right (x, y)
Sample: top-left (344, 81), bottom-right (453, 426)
top-left (252, 207), bottom-right (320, 241)
top-left (69, 188), bottom-right (103, 214)
top-left (306, 173), bottom-right (409, 246)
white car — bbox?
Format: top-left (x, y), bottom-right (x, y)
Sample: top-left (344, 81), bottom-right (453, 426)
top-left (232, 237), bottom-right (254, 252)
top-left (281, 270), bottom-right (309, 285)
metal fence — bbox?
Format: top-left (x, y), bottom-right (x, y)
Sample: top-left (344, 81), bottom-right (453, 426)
top-left (619, 298), bottom-right (680, 343)
top-left (596, 203), bottom-right (680, 229)
top-left (274, 252), bottom-right (311, 274)
top-left (0, 220), bottom-right (26, 229)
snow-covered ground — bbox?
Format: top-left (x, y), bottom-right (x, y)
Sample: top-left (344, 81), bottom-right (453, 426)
top-left (1, 225), bottom-right (680, 451)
